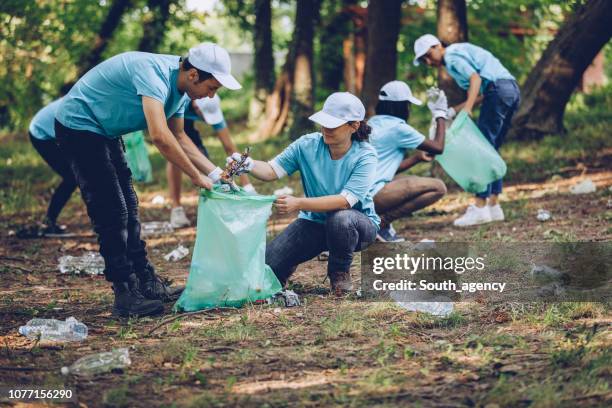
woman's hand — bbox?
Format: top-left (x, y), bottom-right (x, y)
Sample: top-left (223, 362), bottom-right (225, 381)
top-left (416, 150), bottom-right (435, 162)
top-left (274, 195), bottom-right (302, 214)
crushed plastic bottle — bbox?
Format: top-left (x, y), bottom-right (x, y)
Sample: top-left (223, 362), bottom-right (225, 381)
top-left (273, 186), bottom-right (294, 196)
top-left (267, 290), bottom-right (301, 307)
top-left (164, 244), bottom-right (189, 262)
top-left (536, 209), bottom-right (551, 222)
top-left (151, 195), bottom-right (165, 205)
top-left (58, 252), bottom-right (104, 275)
top-left (141, 221), bottom-right (174, 237)
top-left (61, 348), bottom-right (131, 377)
top-left (390, 291), bottom-right (453, 317)
top-left (569, 178), bottom-right (596, 195)
top-left (18, 316), bottom-right (88, 342)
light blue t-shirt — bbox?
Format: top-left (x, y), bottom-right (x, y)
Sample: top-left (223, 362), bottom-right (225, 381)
top-left (29, 98), bottom-right (63, 141)
top-left (56, 52), bottom-right (189, 138)
top-left (444, 43), bottom-right (514, 92)
top-left (182, 100), bottom-right (227, 130)
top-left (368, 115), bottom-right (426, 195)
top-left (271, 133), bottom-right (380, 228)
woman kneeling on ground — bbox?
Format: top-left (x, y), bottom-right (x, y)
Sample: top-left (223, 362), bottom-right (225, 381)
top-left (369, 80), bottom-right (449, 242)
top-left (226, 92), bottom-right (379, 295)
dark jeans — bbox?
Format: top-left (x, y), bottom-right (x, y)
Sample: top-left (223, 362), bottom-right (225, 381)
top-left (29, 133), bottom-right (77, 224)
top-left (265, 209), bottom-right (377, 284)
top-left (54, 120), bottom-right (149, 283)
top-left (184, 119), bottom-right (209, 158)
top-left (476, 78), bottom-right (520, 198)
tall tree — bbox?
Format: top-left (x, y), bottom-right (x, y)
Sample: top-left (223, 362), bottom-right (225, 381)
top-left (73, 0), bottom-right (134, 80)
top-left (138, 0), bottom-right (173, 53)
top-left (249, 0), bottom-right (276, 123)
top-left (510, 0), bottom-right (612, 139)
top-left (288, 0), bottom-right (321, 139)
top-left (361, 0), bottom-right (403, 116)
top-left (436, 0), bottom-right (467, 106)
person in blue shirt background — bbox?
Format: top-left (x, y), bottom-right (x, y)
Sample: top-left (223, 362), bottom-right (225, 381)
top-left (167, 94), bottom-right (255, 228)
top-left (27, 96), bottom-right (77, 236)
top-left (369, 80), bottom-right (448, 242)
top-left (414, 34), bottom-right (520, 227)
top-left (54, 42), bottom-right (242, 318)
top-left (227, 92), bottom-right (378, 295)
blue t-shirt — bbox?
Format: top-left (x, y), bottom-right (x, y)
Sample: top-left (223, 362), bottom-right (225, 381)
top-left (271, 133), bottom-right (380, 228)
top-left (56, 52), bottom-right (189, 138)
top-left (368, 115), bottom-right (426, 195)
top-left (29, 98), bottom-right (63, 141)
top-left (444, 43), bottom-right (514, 92)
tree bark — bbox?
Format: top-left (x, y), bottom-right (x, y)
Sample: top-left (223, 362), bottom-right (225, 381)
top-left (510, 0), bottom-right (612, 139)
top-left (73, 0), bottom-right (133, 80)
top-left (249, 0), bottom-right (276, 124)
top-left (436, 0), bottom-right (467, 106)
top-left (288, 0), bottom-right (321, 139)
top-left (138, 0), bottom-right (173, 53)
top-left (361, 0), bottom-right (403, 116)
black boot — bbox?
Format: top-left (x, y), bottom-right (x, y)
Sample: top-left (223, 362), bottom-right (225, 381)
top-left (136, 263), bottom-right (184, 303)
top-left (112, 274), bottom-right (164, 317)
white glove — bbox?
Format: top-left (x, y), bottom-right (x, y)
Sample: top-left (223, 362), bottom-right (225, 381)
top-left (226, 152), bottom-right (254, 175)
top-left (427, 89), bottom-right (448, 120)
top-left (447, 107), bottom-right (456, 120)
top-left (208, 167), bottom-right (223, 183)
top-left (242, 183), bottom-right (257, 194)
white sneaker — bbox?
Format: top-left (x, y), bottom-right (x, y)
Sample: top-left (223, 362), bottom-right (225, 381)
top-left (453, 204), bottom-right (492, 227)
top-left (488, 204), bottom-right (505, 222)
top-left (170, 206), bottom-right (191, 228)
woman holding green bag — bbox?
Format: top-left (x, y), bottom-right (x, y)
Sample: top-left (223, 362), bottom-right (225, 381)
top-left (414, 34), bottom-right (520, 227)
top-left (226, 92), bottom-right (379, 295)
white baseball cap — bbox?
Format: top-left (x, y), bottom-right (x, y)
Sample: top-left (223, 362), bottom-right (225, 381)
top-left (309, 92), bottom-right (365, 129)
top-left (194, 94), bottom-right (224, 125)
top-left (187, 42), bottom-right (242, 90)
top-left (413, 34), bottom-right (441, 66)
top-left (379, 81), bottom-right (422, 105)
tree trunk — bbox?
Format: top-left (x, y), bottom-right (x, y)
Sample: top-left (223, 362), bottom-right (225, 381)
top-left (138, 0), bottom-right (173, 53)
top-left (288, 0), bottom-right (321, 139)
top-left (72, 0), bottom-right (133, 81)
top-left (510, 0), bottom-right (612, 139)
top-left (249, 0), bottom-right (276, 124)
top-left (361, 0), bottom-right (403, 116)
top-left (436, 0), bottom-right (467, 106)
top-left (342, 4), bottom-right (367, 95)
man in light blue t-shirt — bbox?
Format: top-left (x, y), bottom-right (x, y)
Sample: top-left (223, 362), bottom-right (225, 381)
top-left (369, 81), bottom-right (449, 242)
top-left (54, 43), bottom-right (242, 318)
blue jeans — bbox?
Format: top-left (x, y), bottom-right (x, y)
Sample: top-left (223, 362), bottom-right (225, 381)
top-left (265, 210), bottom-right (377, 285)
top-left (476, 79), bottom-right (520, 198)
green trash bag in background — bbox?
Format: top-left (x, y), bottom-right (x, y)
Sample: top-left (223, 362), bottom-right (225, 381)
top-left (174, 186), bottom-right (282, 311)
top-left (435, 111), bottom-right (507, 194)
top-left (123, 131), bottom-right (153, 183)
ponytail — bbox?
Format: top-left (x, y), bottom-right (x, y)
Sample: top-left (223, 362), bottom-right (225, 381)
top-left (351, 120), bottom-right (371, 142)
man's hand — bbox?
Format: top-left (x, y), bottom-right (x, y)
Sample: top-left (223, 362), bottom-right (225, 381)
top-left (274, 195), bottom-right (301, 214)
top-left (416, 150), bottom-right (435, 162)
top-left (190, 173), bottom-right (213, 190)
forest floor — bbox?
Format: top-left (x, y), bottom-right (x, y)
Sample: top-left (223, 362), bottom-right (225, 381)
top-left (0, 123), bottom-right (611, 407)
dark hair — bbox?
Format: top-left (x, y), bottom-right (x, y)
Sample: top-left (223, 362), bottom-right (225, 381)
top-left (180, 57), bottom-right (214, 83)
top-left (351, 120), bottom-right (371, 142)
top-left (59, 81), bottom-right (75, 96)
top-left (375, 100), bottom-right (410, 121)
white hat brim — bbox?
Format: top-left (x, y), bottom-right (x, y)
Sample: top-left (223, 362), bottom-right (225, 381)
top-left (407, 95), bottom-right (423, 105)
top-left (309, 111), bottom-right (346, 128)
top-left (213, 72), bottom-right (242, 90)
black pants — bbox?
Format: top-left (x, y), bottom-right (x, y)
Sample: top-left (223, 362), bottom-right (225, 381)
top-left (29, 133), bottom-right (77, 224)
top-left (54, 120), bottom-right (149, 283)
top-left (184, 119), bottom-right (209, 158)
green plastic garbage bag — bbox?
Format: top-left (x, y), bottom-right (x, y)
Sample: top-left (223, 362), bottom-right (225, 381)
top-left (123, 131), bottom-right (153, 183)
top-left (174, 186), bottom-right (282, 311)
top-left (435, 111), bottom-right (507, 194)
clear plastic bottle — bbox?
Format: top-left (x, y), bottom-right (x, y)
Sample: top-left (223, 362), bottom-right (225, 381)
top-left (141, 221), bottom-right (174, 237)
top-left (18, 317), bottom-right (88, 342)
top-left (58, 252), bottom-right (104, 275)
top-left (390, 291), bottom-right (454, 317)
top-left (61, 348), bottom-right (131, 377)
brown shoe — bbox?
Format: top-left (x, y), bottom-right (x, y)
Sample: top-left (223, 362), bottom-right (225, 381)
top-left (329, 270), bottom-right (353, 296)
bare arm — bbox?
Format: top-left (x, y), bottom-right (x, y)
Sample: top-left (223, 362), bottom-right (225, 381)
top-left (275, 194), bottom-right (350, 215)
top-left (142, 96), bottom-right (212, 189)
top-left (417, 117), bottom-right (446, 154)
top-left (459, 73), bottom-right (482, 115)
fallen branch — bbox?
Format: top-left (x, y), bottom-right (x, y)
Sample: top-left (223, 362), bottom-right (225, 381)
top-left (146, 308), bottom-right (234, 336)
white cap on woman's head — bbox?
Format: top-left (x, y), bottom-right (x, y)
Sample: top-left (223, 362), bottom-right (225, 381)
top-left (194, 94), bottom-right (224, 125)
top-left (309, 92), bottom-right (365, 129)
top-left (187, 42), bottom-right (242, 90)
top-left (413, 34), bottom-right (441, 66)
top-left (379, 81), bottom-right (422, 105)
